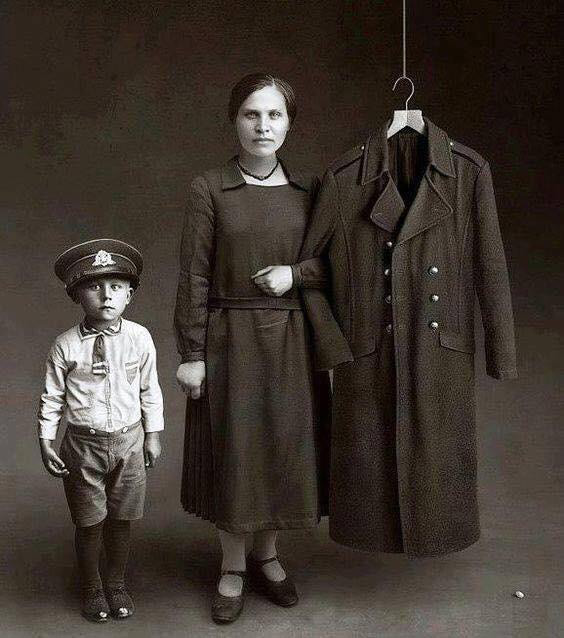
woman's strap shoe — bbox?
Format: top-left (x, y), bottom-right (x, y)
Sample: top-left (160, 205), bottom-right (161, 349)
top-left (211, 570), bottom-right (247, 624)
top-left (247, 554), bottom-right (299, 607)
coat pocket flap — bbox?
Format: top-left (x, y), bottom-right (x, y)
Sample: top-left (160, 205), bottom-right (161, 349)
top-left (439, 331), bottom-right (475, 353)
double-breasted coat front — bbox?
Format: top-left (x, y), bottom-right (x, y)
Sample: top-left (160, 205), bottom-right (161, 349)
top-left (299, 119), bottom-right (517, 557)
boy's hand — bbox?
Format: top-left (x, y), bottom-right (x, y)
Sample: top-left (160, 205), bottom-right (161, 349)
top-left (176, 361), bottom-right (206, 400)
top-left (144, 432), bottom-right (161, 468)
top-left (39, 438), bottom-right (69, 478)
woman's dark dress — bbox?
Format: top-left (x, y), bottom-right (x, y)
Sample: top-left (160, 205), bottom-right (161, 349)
top-left (174, 159), bottom-right (330, 533)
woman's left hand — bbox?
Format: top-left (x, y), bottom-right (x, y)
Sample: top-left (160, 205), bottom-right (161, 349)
top-left (251, 265), bottom-right (293, 296)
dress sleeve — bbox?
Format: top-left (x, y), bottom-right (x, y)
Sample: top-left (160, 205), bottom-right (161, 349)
top-left (37, 340), bottom-right (68, 440)
top-left (174, 176), bottom-right (215, 363)
top-left (473, 162), bottom-right (518, 380)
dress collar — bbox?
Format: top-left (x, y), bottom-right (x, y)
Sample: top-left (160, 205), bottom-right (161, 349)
top-left (220, 156), bottom-right (309, 191)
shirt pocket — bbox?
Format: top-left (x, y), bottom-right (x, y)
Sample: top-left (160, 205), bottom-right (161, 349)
top-left (124, 359), bottom-right (139, 384)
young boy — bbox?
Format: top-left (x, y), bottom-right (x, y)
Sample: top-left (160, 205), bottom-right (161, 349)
top-left (38, 239), bottom-right (164, 622)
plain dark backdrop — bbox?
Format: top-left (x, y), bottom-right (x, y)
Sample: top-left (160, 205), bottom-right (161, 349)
top-left (1, 1), bottom-right (562, 636)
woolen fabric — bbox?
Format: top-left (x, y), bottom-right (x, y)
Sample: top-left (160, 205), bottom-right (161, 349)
top-left (174, 159), bottom-right (331, 533)
top-left (299, 119), bottom-right (518, 557)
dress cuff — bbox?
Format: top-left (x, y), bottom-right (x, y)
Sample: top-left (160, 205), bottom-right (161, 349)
top-left (180, 351), bottom-right (205, 363)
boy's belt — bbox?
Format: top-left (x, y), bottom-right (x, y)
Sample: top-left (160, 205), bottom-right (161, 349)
top-left (208, 296), bottom-right (302, 310)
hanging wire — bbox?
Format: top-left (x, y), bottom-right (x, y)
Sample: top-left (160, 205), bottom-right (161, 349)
top-left (402, 0), bottom-right (406, 77)
top-left (393, 0), bottom-right (414, 111)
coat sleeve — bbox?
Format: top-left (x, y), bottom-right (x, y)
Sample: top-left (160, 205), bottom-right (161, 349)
top-left (299, 169), bottom-right (353, 370)
top-left (473, 162), bottom-right (517, 380)
top-left (174, 176), bottom-right (215, 363)
top-left (291, 176), bottom-right (327, 289)
top-left (291, 257), bottom-right (327, 289)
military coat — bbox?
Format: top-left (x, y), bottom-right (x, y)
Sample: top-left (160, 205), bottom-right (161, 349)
top-left (299, 118), bottom-right (518, 557)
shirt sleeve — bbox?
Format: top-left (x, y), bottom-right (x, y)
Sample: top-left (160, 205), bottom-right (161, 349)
top-left (173, 176), bottom-right (215, 363)
top-left (473, 162), bottom-right (518, 380)
top-left (139, 330), bottom-right (165, 432)
top-left (37, 341), bottom-right (68, 440)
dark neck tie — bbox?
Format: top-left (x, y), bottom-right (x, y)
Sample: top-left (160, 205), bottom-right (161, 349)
top-left (92, 334), bottom-right (108, 374)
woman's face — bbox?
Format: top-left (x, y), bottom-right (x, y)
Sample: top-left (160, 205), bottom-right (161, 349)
top-left (235, 85), bottom-right (290, 157)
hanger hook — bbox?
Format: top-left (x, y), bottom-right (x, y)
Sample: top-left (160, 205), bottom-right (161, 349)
top-left (392, 75), bottom-right (415, 111)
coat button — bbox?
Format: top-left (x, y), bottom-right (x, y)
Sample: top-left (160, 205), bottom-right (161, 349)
top-left (89, 428), bottom-right (96, 434)
top-left (385, 323), bottom-right (393, 334)
top-left (384, 268), bottom-right (391, 277)
top-left (122, 427), bottom-right (128, 433)
top-left (385, 294), bottom-right (392, 304)
top-left (428, 265), bottom-right (439, 275)
top-left (429, 321), bottom-right (439, 330)
top-left (385, 240), bottom-right (394, 248)
top-left (430, 294), bottom-right (439, 302)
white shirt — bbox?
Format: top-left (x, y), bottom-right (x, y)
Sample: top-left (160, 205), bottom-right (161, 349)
top-left (38, 318), bottom-right (164, 440)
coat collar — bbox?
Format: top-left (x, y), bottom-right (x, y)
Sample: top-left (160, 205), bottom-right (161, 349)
top-left (366, 118), bottom-right (456, 243)
top-left (361, 117), bottom-right (456, 185)
top-left (220, 156), bottom-right (309, 191)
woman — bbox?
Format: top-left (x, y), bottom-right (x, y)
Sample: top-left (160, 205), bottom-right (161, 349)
top-left (174, 73), bottom-right (332, 624)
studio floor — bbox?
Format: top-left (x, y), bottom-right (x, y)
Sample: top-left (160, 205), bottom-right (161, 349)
top-left (2, 482), bottom-right (561, 637)
top-left (2, 327), bottom-right (562, 637)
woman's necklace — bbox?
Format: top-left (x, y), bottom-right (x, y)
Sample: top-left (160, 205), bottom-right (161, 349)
top-left (236, 156), bottom-right (279, 181)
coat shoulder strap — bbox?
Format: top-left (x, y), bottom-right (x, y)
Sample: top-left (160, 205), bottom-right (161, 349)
top-left (329, 144), bottom-right (364, 175)
top-left (450, 140), bottom-right (486, 168)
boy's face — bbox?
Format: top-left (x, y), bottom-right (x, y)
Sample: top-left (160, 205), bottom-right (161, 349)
top-left (74, 276), bottom-right (133, 326)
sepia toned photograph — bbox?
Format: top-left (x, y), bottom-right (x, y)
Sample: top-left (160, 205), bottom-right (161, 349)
top-left (1, 1), bottom-right (561, 636)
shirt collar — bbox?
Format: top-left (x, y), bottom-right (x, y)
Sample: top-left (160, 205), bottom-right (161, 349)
top-left (361, 116), bottom-right (456, 185)
top-left (79, 318), bottom-right (122, 340)
top-left (220, 156), bottom-right (309, 191)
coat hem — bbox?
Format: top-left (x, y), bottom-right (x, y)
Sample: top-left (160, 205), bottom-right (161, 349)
top-left (329, 528), bottom-right (480, 558)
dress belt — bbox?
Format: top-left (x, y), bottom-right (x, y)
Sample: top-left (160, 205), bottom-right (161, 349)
top-left (208, 296), bottom-right (302, 310)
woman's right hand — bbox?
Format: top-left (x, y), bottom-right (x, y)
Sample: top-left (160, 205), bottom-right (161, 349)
top-left (176, 361), bottom-right (206, 400)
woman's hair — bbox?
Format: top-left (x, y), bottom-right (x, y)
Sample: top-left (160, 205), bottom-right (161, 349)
top-left (228, 73), bottom-right (297, 124)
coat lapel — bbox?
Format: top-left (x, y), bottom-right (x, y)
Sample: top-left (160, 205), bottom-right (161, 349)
top-left (363, 118), bottom-right (457, 242)
top-left (396, 170), bottom-right (453, 245)
top-left (369, 175), bottom-right (406, 232)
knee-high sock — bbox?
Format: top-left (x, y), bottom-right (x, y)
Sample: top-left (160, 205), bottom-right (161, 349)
top-left (75, 520), bottom-right (104, 590)
top-left (103, 518), bottom-right (131, 588)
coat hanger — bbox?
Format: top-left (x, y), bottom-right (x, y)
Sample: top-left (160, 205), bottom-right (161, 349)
top-left (387, 0), bottom-right (426, 138)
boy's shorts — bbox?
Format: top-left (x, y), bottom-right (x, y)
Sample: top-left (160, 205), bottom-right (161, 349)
top-left (60, 421), bottom-right (146, 527)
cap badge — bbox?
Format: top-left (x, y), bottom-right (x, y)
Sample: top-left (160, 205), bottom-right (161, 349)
top-left (92, 250), bottom-right (116, 267)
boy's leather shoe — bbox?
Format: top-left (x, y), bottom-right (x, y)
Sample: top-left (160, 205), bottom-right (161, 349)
top-left (105, 584), bottom-right (135, 619)
top-left (81, 587), bottom-right (110, 622)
